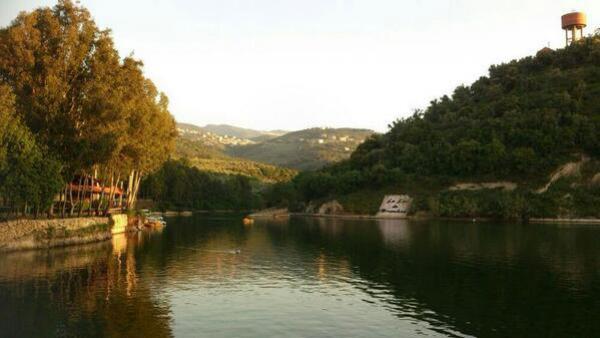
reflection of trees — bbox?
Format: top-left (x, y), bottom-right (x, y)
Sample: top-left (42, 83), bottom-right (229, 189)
top-left (263, 217), bottom-right (600, 337)
top-left (1, 216), bottom-right (598, 337)
top-left (0, 234), bottom-right (173, 337)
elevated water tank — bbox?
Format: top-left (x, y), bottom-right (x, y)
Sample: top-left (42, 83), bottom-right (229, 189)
top-left (561, 12), bottom-right (587, 45)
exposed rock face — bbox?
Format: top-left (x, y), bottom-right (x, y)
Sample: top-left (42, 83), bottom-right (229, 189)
top-left (449, 182), bottom-right (517, 191)
top-left (591, 173), bottom-right (600, 186)
top-left (318, 200), bottom-right (344, 215)
top-left (536, 155), bottom-right (589, 193)
top-left (376, 195), bottom-right (412, 219)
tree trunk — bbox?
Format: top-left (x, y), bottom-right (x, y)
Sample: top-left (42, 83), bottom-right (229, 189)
top-left (89, 173), bottom-right (95, 216)
top-left (78, 176), bottom-right (87, 217)
top-left (48, 201), bottom-right (54, 218)
top-left (96, 172), bottom-right (107, 215)
top-left (126, 170), bottom-right (135, 210)
top-left (104, 173), bottom-right (114, 216)
top-left (131, 172), bottom-right (143, 210)
top-left (74, 176), bottom-right (83, 216)
top-left (119, 180), bottom-right (124, 211)
top-left (69, 181), bottom-right (75, 216)
top-left (61, 186), bottom-right (67, 218)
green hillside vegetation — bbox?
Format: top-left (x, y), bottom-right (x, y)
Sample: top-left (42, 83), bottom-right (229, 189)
top-left (187, 157), bottom-right (296, 183)
top-left (140, 159), bottom-right (258, 211)
top-left (264, 36), bottom-right (600, 220)
top-left (173, 133), bottom-right (295, 183)
top-left (228, 128), bottom-right (375, 170)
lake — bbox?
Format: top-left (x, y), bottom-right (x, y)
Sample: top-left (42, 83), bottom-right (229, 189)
top-left (0, 215), bottom-right (599, 337)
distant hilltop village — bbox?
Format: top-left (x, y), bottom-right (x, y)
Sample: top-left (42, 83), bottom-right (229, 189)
top-left (177, 124), bottom-right (368, 151)
top-left (177, 127), bottom-right (255, 146)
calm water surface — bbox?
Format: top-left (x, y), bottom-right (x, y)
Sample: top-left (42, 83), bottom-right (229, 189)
top-left (0, 215), bottom-right (599, 337)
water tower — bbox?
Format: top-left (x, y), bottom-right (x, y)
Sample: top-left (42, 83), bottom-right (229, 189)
top-left (561, 11), bottom-right (587, 46)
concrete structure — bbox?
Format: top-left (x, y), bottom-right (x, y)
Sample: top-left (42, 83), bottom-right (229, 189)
top-left (562, 12), bottom-right (587, 46)
top-left (109, 214), bottom-right (129, 234)
top-left (376, 195), bottom-right (412, 219)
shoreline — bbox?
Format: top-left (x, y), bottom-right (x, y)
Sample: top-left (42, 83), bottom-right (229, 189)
top-left (0, 214), bottom-right (147, 253)
top-left (251, 210), bottom-right (600, 225)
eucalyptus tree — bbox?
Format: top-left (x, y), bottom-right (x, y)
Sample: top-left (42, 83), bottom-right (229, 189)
top-left (0, 84), bottom-right (63, 216)
top-left (0, 0), bottom-right (176, 215)
top-left (117, 58), bottom-right (177, 209)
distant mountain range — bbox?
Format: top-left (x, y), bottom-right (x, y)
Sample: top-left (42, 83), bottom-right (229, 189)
top-left (175, 123), bottom-right (375, 174)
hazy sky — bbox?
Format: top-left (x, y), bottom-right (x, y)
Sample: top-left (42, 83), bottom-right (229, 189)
top-left (1, 1), bottom-right (599, 132)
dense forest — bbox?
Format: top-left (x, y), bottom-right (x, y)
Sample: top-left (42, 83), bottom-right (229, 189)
top-left (140, 159), bottom-right (257, 211)
top-left (265, 35), bottom-right (600, 219)
top-left (0, 0), bottom-right (176, 217)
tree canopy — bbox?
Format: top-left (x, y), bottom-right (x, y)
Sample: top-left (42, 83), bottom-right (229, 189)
top-left (0, 0), bottom-right (177, 216)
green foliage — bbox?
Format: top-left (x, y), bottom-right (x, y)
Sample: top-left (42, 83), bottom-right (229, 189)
top-left (0, 84), bottom-right (63, 213)
top-left (434, 190), bottom-right (530, 220)
top-left (174, 126), bottom-right (297, 183)
top-left (140, 159), bottom-right (258, 211)
top-left (187, 157), bottom-right (296, 184)
top-left (0, 0), bottom-right (177, 216)
top-left (347, 37), bottom-right (600, 180)
top-left (264, 36), bottom-right (600, 219)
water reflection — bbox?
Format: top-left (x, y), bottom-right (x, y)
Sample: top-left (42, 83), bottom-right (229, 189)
top-left (0, 232), bottom-right (173, 338)
top-left (0, 216), bottom-right (599, 337)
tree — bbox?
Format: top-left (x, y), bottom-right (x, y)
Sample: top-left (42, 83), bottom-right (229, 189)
top-left (0, 84), bottom-right (63, 216)
top-left (0, 1), bottom-right (177, 215)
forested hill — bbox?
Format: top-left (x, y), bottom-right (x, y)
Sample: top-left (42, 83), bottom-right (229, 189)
top-left (174, 123), bottom-right (295, 183)
top-left (339, 37), bottom-right (600, 180)
top-left (176, 122), bottom-right (375, 171)
top-left (266, 35), bottom-right (600, 219)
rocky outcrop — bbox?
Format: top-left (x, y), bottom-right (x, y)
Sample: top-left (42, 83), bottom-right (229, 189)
top-left (591, 173), bottom-right (600, 186)
top-left (318, 200), bottom-right (344, 215)
top-left (449, 182), bottom-right (517, 191)
top-left (249, 208), bottom-right (289, 219)
top-left (536, 155), bottom-right (589, 193)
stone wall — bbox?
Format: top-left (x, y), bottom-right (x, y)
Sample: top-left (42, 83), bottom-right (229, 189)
top-left (0, 217), bottom-right (112, 252)
top-left (0, 217), bottom-right (108, 246)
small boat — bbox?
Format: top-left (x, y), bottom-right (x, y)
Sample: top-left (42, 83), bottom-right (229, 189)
top-left (242, 217), bottom-right (254, 225)
top-left (146, 215), bottom-right (167, 227)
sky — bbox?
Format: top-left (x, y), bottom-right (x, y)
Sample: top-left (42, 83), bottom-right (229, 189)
top-left (1, 1), bottom-right (599, 132)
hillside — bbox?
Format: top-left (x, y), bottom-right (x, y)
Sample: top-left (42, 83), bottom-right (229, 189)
top-left (264, 36), bottom-right (600, 219)
top-left (228, 128), bottom-right (375, 170)
top-left (202, 124), bottom-right (286, 140)
top-left (175, 123), bottom-right (295, 183)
